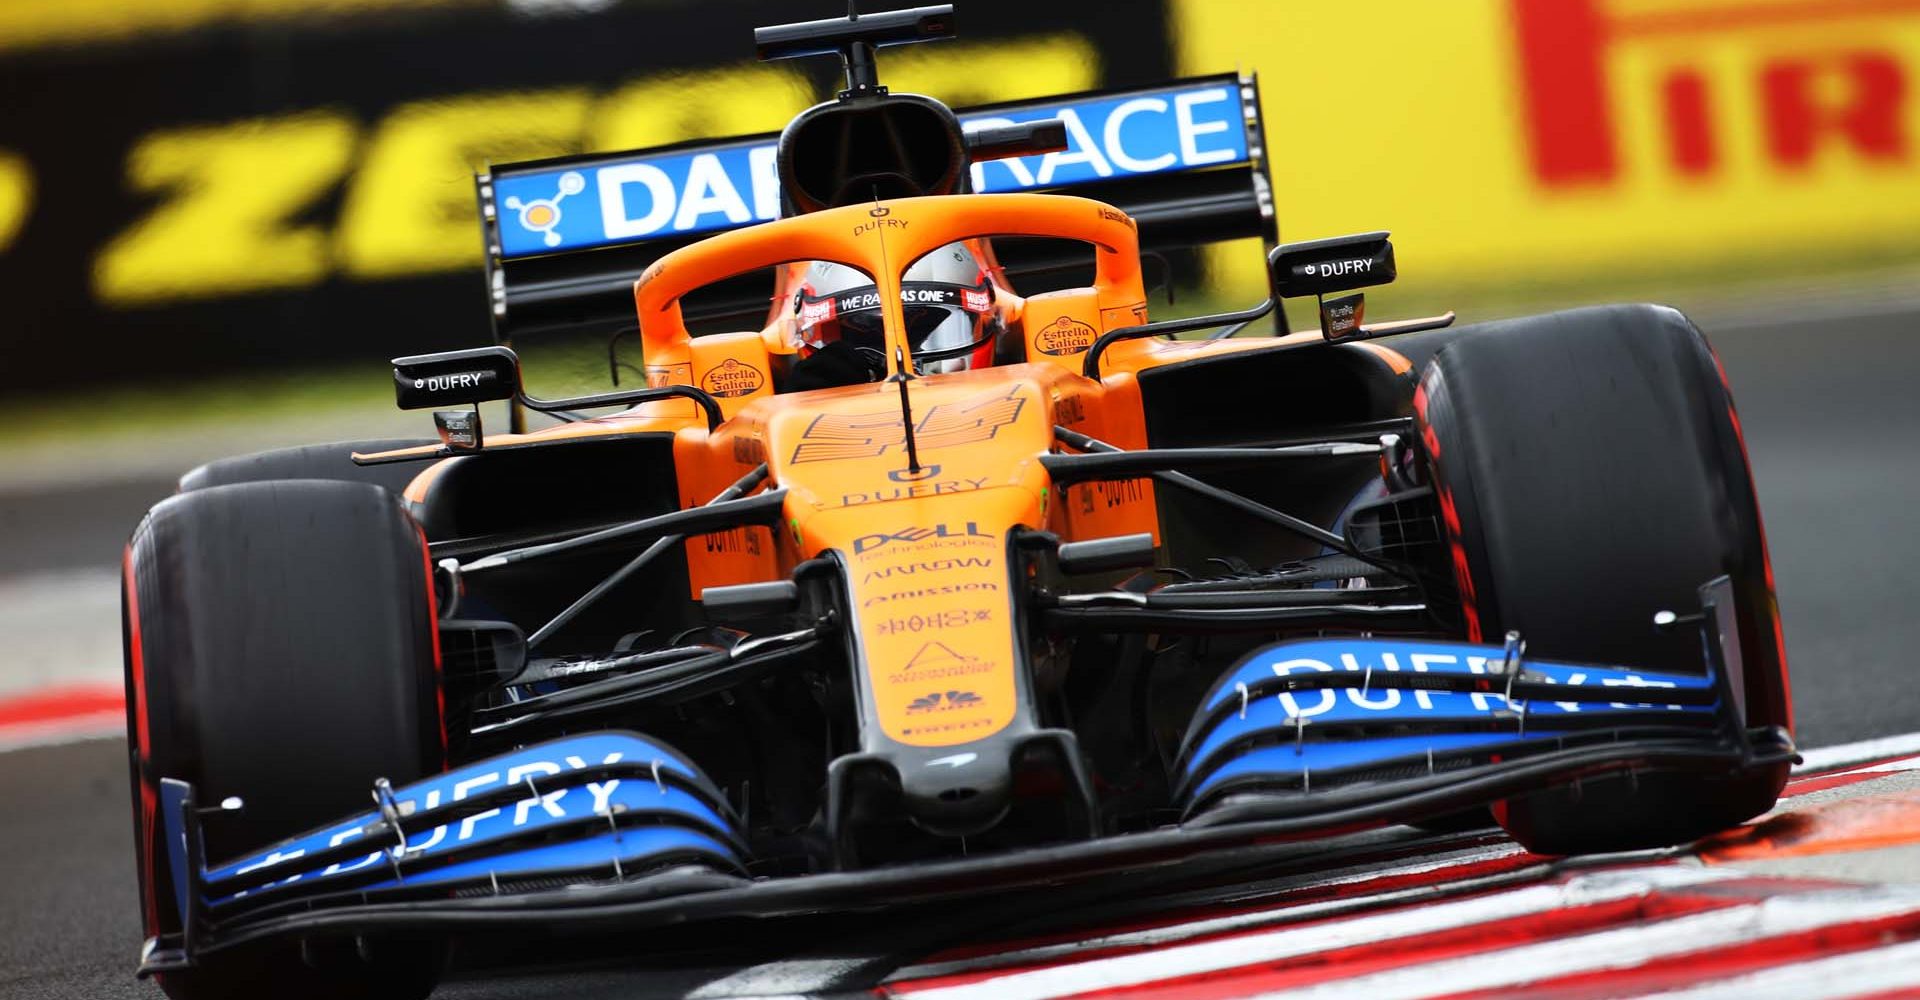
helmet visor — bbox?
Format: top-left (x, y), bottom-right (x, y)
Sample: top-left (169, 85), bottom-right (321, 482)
top-left (796, 280), bottom-right (995, 372)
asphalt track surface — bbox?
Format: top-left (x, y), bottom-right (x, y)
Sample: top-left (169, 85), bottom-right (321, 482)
top-left (2, 300), bottom-right (1918, 998)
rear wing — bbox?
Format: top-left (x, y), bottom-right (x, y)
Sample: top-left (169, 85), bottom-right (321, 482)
top-left (477, 72), bottom-right (1276, 344)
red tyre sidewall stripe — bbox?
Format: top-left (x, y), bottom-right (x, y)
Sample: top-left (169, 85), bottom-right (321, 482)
top-left (417, 525), bottom-right (447, 766)
top-left (1414, 379), bottom-right (1483, 643)
top-left (1707, 344), bottom-right (1793, 734)
top-left (122, 544), bottom-right (160, 937)
top-left (123, 547), bottom-right (149, 758)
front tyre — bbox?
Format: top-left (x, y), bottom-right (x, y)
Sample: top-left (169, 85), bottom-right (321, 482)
top-left (1415, 304), bottom-right (1790, 855)
top-left (124, 480), bottom-right (444, 1000)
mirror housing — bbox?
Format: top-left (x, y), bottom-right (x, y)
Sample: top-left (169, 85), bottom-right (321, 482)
top-left (392, 346), bottom-right (522, 410)
top-left (1269, 231), bottom-right (1395, 299)
top-left (1268, 232), bottom-right (1403, 343)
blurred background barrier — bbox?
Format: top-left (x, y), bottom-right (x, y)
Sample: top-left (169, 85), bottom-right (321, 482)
top-left (3, 0), bottom-right (1918, 393)
top-left (0, 0), bottom-right (1153, 388)
top-left (1181, 0), bottom-right (1920, 303)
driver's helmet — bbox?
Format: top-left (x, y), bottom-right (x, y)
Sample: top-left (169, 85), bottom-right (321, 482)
top-left (792, 242), bottom-right (999, 374)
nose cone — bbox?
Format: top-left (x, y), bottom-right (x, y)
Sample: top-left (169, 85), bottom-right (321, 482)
top-left (898, 746), bottom-right (1014, 836)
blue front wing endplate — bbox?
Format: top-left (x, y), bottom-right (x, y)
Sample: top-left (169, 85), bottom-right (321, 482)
top-left (163, 731), bottom-right (746, 932)
top-left (1178, 636), bottom-right (1735, 812)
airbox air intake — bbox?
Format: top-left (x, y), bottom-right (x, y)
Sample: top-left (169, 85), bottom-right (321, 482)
top-left (778, 93), bottom-right (968, 212)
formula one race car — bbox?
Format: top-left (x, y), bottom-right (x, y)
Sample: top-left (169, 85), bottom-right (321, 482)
top-left (121, 6), bottom-right (1795, 998)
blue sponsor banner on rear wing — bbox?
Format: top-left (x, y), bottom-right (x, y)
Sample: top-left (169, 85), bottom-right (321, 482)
top-left (488, 76), bottom-right (1253, 260)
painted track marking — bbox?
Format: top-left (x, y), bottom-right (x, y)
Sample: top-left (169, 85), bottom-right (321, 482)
top-left (0, 682), bottom-right (123, 752)
top-left (1624, 935), bottom-right (1920, 999)
top-left (1234, 885), bottom-right (1920, 1000)
top-left (889, 842), bottom-right (1535, 982)
top-left (885, 867), bottom-right (1736, 1000)
top-left (1795, 731), bottom-right (1920, 773)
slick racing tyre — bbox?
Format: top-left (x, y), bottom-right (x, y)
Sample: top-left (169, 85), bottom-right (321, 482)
top-left (123, 480), bottom-right (444, 1000)
top-left (178, 438), bottom-right (435, 496)
top-left (1414, 304), bottom-right (1791, 855)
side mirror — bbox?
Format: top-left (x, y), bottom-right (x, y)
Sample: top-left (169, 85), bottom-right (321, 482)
top-left (1269, 231), bottom-right (1396, 299)
top-left (392, 346), bottom-right (522, 410)
top-left (1268, 232), bottom-right (1404, 343)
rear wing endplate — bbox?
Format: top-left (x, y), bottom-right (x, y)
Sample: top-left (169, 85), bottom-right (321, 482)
top-left (477, 73), bottom-right (1276, 344)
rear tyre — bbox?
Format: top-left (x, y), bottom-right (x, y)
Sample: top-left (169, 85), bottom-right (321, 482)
top-left (1414, 304), bottom-right (1790, 855)
top-left (177, 438), bottom-right (434, 495)
top-left (124, 480), bottom-right (444, 1000)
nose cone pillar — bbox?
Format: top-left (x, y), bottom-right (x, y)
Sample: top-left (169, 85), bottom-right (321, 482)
top-left (824, 729), bottom-right (1097, 867)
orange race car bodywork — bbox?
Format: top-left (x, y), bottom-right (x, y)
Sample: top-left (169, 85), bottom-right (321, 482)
top-left (383, 193), bottom-right (1376, 817)
top-left (642, 194), bottom-right (1189, 755)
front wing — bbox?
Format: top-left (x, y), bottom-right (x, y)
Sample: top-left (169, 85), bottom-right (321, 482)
top-left (139, 581), bottom-right (1793, 977)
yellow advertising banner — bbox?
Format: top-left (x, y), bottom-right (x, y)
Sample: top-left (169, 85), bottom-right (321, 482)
top-left (81, 37), bottom-right (1098, 306)
top-left (1177, 0), bottom-right (1920, 294)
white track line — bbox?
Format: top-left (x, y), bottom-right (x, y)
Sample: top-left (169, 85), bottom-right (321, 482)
top-left (1257, 885), bottom-right (1920, 1000)
top-left (1624, 936), bottom-right (1920, 999)
top-left (889, 842), bottom-right (1530, 982)
top-left (887, 866), bottom-right (1733, 1000)
top-left (1794, 732), bottom-right (1920, 774)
